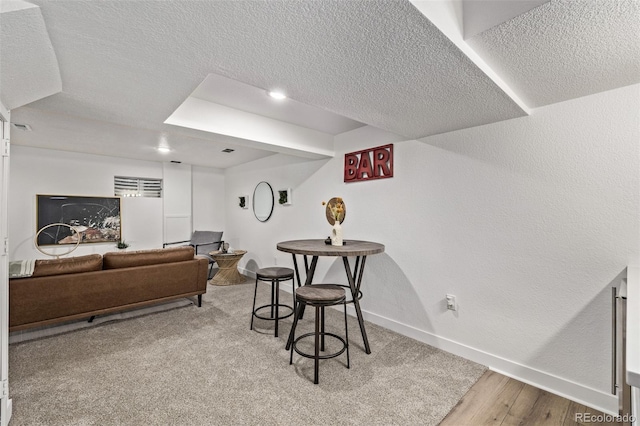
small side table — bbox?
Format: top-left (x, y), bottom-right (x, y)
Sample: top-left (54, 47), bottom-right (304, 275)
top-left (209, 250), bottom-right (247, 286)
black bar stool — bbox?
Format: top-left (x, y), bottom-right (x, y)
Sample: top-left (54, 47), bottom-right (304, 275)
top-left (289, 284), bottom-right (350, 384)
top-left (250, 267), bottom-right (295, 337)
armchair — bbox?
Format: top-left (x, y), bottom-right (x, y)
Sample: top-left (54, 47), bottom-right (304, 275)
top-left (164, 230), bottom-right (223, 279)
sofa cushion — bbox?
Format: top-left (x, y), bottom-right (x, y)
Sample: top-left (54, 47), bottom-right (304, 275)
top-left (32, 254), bottom-right (103, 277)
top-left (103, 246), bottom-right (195, 269)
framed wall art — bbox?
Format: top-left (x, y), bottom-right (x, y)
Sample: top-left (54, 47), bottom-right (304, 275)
top-left (36, 194), bottom-right (121, 246)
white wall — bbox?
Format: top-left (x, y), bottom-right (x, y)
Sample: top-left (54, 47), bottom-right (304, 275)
top-left (192, 165), bottom-right (225, 233)
top-left (225, 84), bottom-right (640, 413)
top-left (8, 146), bottom-right (225, 260)
top-left (162, 162), bottom-right (192, 244)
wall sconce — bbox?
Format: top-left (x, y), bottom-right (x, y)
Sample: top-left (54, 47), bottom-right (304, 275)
top-left (238, 195), bottom-right (248, 209)
top-left (278, 188), bottom-right (292, 206)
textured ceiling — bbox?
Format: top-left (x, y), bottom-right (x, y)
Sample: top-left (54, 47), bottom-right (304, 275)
top-left (0, 0), bottom-right (60, 110)
top-left (462, 0), bottom-right (549, 39)
top-left (3, 0), bottom-right (639, 168)
top-left (467, 0), bottom-right (640, 108)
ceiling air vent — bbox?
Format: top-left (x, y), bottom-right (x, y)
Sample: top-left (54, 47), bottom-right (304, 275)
top-left (222, 148), bottom-right (235, 153)
top-left (11, 123), bottom-right (32, 131)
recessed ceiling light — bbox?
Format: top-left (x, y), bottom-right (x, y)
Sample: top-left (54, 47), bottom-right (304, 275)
top-left (157, 146), bottom-right (171, 154)
top-left (268, 91), bottom-right (286, 100)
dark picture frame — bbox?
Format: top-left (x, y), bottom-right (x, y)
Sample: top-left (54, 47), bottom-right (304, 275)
top-left (36, 194), bottom-right (122, 246)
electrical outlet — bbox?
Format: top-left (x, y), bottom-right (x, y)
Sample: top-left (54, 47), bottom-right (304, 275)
top-left (446, 294), bottom-right (457, 311)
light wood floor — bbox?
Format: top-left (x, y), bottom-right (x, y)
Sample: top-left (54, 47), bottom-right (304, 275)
top-left (440, 370), bottom-right (622, 426)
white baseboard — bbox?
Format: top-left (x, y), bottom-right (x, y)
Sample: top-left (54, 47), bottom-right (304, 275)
top-left (240, 268), bottom-right (255, 279)
top-left (5, 398), bottom-right (12, 425)
top-left (242, 269), bottom-right (618, 415)
top-left (365, 312), bottom-right (618, 415)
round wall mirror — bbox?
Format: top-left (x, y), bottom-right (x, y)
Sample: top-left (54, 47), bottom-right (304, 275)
top-left (253, 181), bottom-right (274, 222)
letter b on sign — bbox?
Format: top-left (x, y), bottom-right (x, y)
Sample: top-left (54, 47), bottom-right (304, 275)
top-left (344, 154), bottom-right (358, 181)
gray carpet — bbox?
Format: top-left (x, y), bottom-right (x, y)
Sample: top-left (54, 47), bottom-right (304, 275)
top-left (8, 279), bottom-right (486, 425)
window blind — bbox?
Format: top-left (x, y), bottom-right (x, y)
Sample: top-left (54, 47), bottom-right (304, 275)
top-left (114, 176), bottom-right (162, 198)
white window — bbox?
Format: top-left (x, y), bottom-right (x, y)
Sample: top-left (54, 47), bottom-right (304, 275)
top-left (114, 176), bottom-right (162, 198)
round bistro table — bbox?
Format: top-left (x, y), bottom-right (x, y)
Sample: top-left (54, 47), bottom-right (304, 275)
top-left (208, 250), bottom-right (247, 286)
top-left (277, 239), bottom-right (384, 354)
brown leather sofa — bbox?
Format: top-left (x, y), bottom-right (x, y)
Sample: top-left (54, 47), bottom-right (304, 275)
top-left (9, 246), bottom-right (209, 332)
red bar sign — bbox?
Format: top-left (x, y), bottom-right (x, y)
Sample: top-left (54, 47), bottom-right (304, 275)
top-left (344, 144), bottom-right (394, 183)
